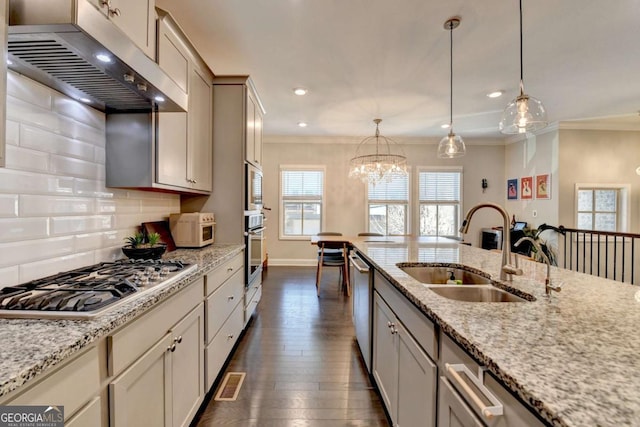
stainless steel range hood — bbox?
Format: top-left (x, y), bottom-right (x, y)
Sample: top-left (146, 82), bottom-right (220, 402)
top-left (7, 0), bottom-right (187, 113)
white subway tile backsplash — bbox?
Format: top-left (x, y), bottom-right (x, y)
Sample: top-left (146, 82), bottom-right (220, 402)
top-left (0, 196), bottom-right (18, 218)
top-left (20, 195), bottom-right (94, 217)
top-left (50, 155), bottom-right (103, 180)
top-left (0, 217), bottom-right (49, 242)
top-left (74, 178), bottom-right (115, 198)
top-left (50, 215), bottom-right (113, 235)
top-left (0, 236), bottom-right (74, 269)
top-left (6, 120), bottom-right (19, 146)
top-left (19, 251), bottom-right (96, 283)
top-left (7, 72), bottom-right (52, 109)
top-left (2, 73), bottom-right (181, 283)
top-left (0, 266), bottom-right (20, 288)
top-left (52, 93), bottom-right (105, 130)
top-left (0, 169), bottom-right (75, 195)
top-left (21, 124), bottom-right (96, 161)
top-left (5, 145), bottom-right (50, 173)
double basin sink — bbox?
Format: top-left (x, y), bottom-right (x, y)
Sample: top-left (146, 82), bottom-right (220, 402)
top-left (398, 264), bottom-right (531, 303)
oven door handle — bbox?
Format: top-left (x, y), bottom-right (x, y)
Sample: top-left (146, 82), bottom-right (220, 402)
top-left (245, 227), bottom-right (266, 236)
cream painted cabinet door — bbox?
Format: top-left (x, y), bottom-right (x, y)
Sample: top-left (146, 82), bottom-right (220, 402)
top-left (372, 292), bottom-right (398, 419)
top-left (109, 332), bottom-right (172, 427)
top-left (245, 90), bottom-right (256, 166)
top-left (170, 304), bottom-right (205, 427)
top-left (157, 112), bottom-right (189, 188)
top-left (396, 321), bottom-right (437, 427)
top-left (187, 64), bottom-right (213, 192)
top-left (107, 0), bottom-right (156, 60)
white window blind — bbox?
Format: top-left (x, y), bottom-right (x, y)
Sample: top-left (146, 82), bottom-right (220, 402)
top-left (367, 173), bottom-right (409, 235)
top-left (418, 170), bottom-right (462, 237)
top-left (419, 172), bottom-right (460, 202)
top-left (280, 168), bottom-right (324, 237)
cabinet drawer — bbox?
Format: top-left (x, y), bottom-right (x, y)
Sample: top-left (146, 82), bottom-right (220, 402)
top-left (108, 278), bottom-right (204, 376)
top-left (7, 347), bottom-right (99, 420)
top-left (440, 333), bottom-right (545, 427)
top-left (206, 269), bottom-right (243, 343)
top-left (205, 303), bottom-right (244, 390)
top-left (244, 284), bottom-right (261, 323)
top-left (205, 253), bottom-right (244, 296)
top-left (374, 271), bottom-right (437, 360)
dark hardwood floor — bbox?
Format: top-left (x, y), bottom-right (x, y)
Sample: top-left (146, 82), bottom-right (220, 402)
top-left (194, 266), bottom-right (390, 426)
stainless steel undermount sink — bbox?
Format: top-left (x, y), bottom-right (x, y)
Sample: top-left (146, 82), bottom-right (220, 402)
top-left (428, 285), bottom-right (529, 303)
top-left (399, 265), bottom-right (491, 285)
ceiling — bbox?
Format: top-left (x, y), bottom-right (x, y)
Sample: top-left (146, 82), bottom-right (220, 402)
top-left (156, 0), bottom-right (640, 139)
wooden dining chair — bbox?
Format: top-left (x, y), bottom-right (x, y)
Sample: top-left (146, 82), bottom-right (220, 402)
top-left (315, 239), bottom-right (350, 297)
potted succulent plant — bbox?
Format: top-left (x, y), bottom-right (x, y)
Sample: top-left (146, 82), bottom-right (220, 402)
top-left (122, 231), bottom-right (167, 260)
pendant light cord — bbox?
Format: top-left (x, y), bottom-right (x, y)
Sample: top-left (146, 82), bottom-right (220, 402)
top-left (519, 0), bottom-right (524, 93)
top-left (449, 21), bottom-right (453, 128)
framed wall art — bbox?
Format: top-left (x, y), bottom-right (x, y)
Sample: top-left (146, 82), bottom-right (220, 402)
top-left (507, 178), bottom-right (518, 200)
top-left (520, 176), bottom-right (533, 200)
top-left (536, 174), bottom-right (551, 199)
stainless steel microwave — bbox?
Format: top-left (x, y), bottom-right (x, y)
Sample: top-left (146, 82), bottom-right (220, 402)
top-left (246, 163), bottom-right (263, 211)
top-left (169, 213), bottom-right (215, 248)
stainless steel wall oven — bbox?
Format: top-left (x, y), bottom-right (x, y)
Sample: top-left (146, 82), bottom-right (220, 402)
top-left (245, 213), bottom-right (265, 287)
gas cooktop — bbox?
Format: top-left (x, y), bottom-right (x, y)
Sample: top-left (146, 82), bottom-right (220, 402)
top-left (0, 259), bottom-right (197, 320)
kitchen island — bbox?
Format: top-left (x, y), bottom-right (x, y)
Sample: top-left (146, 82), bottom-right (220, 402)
top-left (0, 243), bottom-right (243, 399)
top-left (351, 236), bottom-right (640, 427)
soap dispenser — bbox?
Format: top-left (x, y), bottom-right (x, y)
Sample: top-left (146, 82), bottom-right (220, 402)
top-left (446, 271), bottom-right (457, 284)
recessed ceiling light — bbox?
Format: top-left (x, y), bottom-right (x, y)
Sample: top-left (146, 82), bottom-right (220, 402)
top-left (487, 90), bottom-right (504, 98)
top-left (154, 95), bottom-right (165, 102)
top-left (79, 97), bottom-right (92, 103)
top-left (95, 53), bottom-right (113, 63)
top-left (441, 123), bottom-right (450, 129)
top-left (297, 122), bottom-right (308, 127)
top-left (293, 87), bottom-right (308, 96)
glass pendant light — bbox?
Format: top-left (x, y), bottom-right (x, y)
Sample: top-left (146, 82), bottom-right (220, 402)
top-left (499, 0), bottom-right (548, 134)
top-left (437, 17), bottom-right (466, 158)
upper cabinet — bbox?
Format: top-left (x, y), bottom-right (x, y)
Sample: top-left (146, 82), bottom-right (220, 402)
top-left (213, 76), bottom-right (265, 168)
top-left (105, 8), bottom-right (213, 194)
top-left (87, 0), bottom-right (156, 60)
top-left (155, 8), bottom-right (213, 193)
top-left (246, 86), bottom-right (265, 167)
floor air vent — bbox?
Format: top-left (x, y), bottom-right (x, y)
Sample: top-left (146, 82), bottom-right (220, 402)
top-left (214, 372), bottom-right (246, 401)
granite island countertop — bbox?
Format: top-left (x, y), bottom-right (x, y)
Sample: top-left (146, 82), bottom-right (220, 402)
top-left (351, 236), bottom-right (640, 427)
top-left (0, 243), bottom-right (244, 399)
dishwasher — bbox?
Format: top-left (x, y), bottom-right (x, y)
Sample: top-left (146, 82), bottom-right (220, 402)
top-left (349, 251), bottom-right (373, 373)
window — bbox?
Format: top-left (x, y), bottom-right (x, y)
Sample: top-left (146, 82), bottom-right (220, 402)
top-left (367, 173), bottom-right (409, 235)
top-left (280, 167), bottom-right (324, 238)
top-left (575, 185), bottom-right (629, 232)
top-left (418, 169), bottom-right (462, 238)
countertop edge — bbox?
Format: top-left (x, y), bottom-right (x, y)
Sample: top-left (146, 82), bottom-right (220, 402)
top-left (0, 244), bottom-right (244, 399)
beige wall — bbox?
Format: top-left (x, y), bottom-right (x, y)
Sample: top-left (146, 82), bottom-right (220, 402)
top-left (557, 128), bottom-right (640, 232)
top-left (504, 128), bottom-right (560, 229)
top-left (262, 136), bottom-right (506, 265)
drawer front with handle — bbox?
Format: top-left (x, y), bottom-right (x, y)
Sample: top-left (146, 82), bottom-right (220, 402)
top-left (205, 252), bottom-right (243, 297)
top-left (206, 269), bottom-right (243, 343)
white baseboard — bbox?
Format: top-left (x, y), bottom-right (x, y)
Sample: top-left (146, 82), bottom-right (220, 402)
top-left (268, 258), bottom-right (317, 267)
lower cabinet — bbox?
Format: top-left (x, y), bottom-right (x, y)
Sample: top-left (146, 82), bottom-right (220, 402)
top-left (109, 302), bottom-right (204, 427)
top-left (373, 291), bottom-right (437, 427)
top-left (438, 376), bottom-right (484, 427)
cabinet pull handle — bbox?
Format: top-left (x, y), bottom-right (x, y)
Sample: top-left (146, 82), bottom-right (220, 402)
top-left (175, 336), bottom-right (182, 344)
top-left (168, 343), bottom-right (177, 352)
top-left (109, 7), bottom-right (121, 17)
top-left (228, 295), bottom-right (234, 301)
top-left (227, 334), bottom-right (234, 340)
top-left (445, 363), bottom-right (503, 419)
top-left (227, 267), bottom-right (234, 272)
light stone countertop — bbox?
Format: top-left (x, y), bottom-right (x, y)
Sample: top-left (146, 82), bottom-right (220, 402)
top-left (0, 243), bottom-right (244, 399)
top-left (352, 236), bottom-right (640, 427)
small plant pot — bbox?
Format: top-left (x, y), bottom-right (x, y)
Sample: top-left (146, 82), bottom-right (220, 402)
top-left (121, 244), bottom-right (167, 260)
